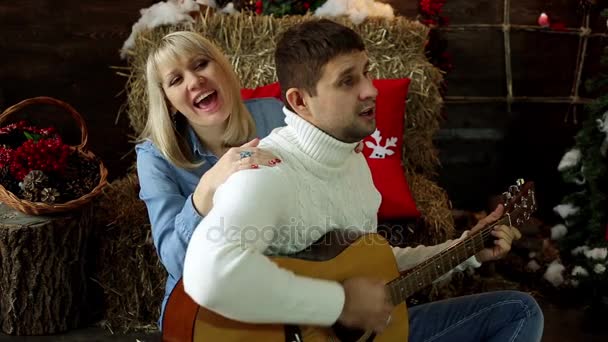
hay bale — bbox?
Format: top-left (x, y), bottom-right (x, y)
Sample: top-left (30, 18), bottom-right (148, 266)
top-left (91, 173), bottom-right (166, 332)
top-left (123, 11), bottom-right (443, 179)
top-left (407, 171), bottom-right (455, 245)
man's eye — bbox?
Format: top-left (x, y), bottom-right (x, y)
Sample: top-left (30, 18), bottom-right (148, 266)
top-left (196, 60), bottom-right (209, 69)
top-left (341, 77), bottom-right (354, 86)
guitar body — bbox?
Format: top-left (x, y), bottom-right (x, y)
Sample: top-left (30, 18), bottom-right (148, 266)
top-left (163, 180), bottom-right (537, 342)
top-left (163, 232), bottom-right (409, 342)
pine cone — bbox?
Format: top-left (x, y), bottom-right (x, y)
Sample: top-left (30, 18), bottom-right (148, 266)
top-left (66, 179), bottom-right (87, 198)
top-left (40, 187), bottom-right (60, 203)
top-left (0, 167), bottom-right (20, 194)
top-left (22, 170), bottom-right (49, 192)
top-left (82, 175), bottom-right (97, 193)
top-left (62, 154), bottom-right (101, 200)
top-left (22, 188), bottom-right (41, 202)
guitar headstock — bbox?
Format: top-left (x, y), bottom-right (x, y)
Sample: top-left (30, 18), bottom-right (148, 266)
top-left (501, 179), bottom-right (537, 226)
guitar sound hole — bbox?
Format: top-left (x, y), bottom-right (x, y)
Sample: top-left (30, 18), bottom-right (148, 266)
top-left (332, 322), bottom-right (376, 341)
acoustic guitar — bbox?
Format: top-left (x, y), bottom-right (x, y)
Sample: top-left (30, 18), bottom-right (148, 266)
top-left (163, 180), bottom-right (536, 342)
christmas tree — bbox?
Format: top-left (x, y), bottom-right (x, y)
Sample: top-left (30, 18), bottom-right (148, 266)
top-left (553, 8), bottom-right (608, 302)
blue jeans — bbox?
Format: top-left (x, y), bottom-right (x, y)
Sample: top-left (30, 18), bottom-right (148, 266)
top-left (408, 290), bottom-right (544, 342)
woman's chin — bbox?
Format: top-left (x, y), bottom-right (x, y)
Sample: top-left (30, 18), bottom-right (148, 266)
top-left (190, 109), bottom-right (230, 127)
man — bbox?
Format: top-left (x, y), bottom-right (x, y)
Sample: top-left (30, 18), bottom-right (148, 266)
top-left (183, 19), bottom-right (543, 341)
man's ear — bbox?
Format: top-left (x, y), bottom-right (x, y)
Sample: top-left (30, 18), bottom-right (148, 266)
top-left (285, 88), bottom-right (311, 118)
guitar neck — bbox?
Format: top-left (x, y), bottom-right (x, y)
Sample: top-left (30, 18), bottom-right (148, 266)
top-left (385, 208), bottom-right (523, 305)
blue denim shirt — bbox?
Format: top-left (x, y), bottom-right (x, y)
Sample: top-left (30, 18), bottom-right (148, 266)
top-left (135, 98), bottom-right (285, 326)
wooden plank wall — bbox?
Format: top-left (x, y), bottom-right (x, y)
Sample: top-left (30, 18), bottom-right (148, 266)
top-left (393, 0), bottom-right (603, 218)
top-left (0, 0), bottom-right (157, 181)
top-left (0, 0), bottom-right (603, 218)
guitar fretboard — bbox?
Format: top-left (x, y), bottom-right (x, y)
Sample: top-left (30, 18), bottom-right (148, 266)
top-left (386, 205), bottom-right (530, 305)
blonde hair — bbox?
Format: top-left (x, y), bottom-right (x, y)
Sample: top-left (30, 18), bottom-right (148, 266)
top-left (138, 31), bottom-right (255, 169)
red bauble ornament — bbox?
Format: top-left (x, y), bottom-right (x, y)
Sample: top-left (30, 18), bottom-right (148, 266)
top-left (538, 12), bottom-right (550, 27)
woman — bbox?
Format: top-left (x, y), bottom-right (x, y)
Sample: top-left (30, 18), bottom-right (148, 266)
top-left (135, 31), bottom-right (285, 324)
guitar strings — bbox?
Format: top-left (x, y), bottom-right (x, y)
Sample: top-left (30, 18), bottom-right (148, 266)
top-left (387, 199), bottom-right (533, 302)
top-left (412, 207), bottom-right (527, 278)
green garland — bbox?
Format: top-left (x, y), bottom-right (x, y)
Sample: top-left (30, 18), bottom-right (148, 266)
top-left (262, 0), bottom-right (326, 16)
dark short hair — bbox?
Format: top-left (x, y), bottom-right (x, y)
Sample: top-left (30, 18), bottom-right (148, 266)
top-left (274, 19), bottom-right (366, 109)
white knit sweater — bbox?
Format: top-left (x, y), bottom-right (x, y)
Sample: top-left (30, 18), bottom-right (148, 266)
top-left (183, 108), bottom-right (480, 326)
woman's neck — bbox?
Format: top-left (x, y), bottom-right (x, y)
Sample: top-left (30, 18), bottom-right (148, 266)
top-left (192, 123), bottom-right (227, 157)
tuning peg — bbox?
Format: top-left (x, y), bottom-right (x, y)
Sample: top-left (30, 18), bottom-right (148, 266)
top-left (516, 178), bottom-right (525, 186)
top-left (509, 185), bottom-right (520, 195)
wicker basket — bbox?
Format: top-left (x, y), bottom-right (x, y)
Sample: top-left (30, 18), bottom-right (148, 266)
top-left (0, 96), bottom-right (108, 215)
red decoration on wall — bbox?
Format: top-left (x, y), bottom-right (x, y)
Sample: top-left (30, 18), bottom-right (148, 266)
top-left (538, 12), bottom-right (550, 27)
top-left (418, 0), bottom-right (452, 75)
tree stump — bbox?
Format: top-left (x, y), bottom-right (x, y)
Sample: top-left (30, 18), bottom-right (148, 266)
top-left (0, 202), bottom-right (92, 335)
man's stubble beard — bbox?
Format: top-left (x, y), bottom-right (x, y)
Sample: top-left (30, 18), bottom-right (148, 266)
top-left (341, 120), bottom-right (376, 143)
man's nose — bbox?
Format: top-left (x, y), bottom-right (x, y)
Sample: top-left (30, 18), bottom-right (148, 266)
top-left (360, 78), bottom-right (378, 101)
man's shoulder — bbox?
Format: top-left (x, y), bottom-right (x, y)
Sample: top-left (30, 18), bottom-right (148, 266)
top-left (218, 165), bottom-right (289, 199)
top-left (256, 130), bottom-right (291, 164)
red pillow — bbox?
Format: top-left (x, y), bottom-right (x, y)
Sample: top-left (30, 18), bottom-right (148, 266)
top-left (241, 83), bottom-right (281, 100)
top-left (241, 79), bottom-right (420, 220)
top-left (363, 78), bottom-right (420, 219)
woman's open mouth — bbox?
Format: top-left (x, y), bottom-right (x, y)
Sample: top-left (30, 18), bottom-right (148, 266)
top-left (193, 90), bottom-right (219, 112)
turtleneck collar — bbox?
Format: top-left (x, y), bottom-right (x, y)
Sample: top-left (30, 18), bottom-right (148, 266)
top-left (281, 107), bottom-right (358, 167)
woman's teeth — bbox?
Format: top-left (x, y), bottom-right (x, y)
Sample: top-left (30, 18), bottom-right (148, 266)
top-left (194, 90), bottom-right (215, 105)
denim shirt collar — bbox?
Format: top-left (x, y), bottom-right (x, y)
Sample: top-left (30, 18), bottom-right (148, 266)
top-left (186, 125), bottom-right (216, 158)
